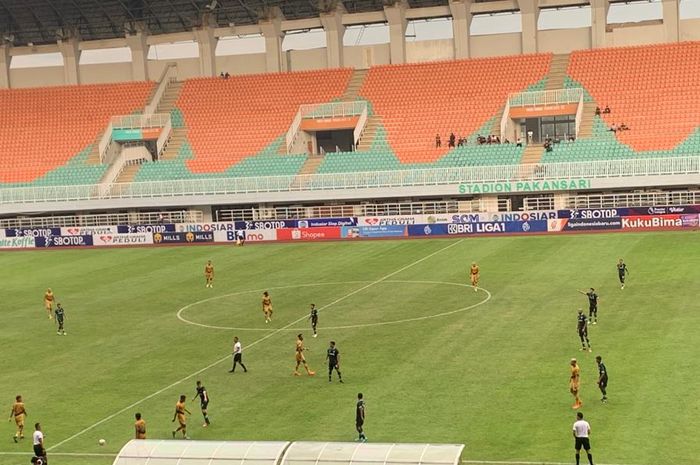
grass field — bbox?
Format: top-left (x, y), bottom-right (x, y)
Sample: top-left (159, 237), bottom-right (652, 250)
top-left (1, 232), bottom-right (699, 465)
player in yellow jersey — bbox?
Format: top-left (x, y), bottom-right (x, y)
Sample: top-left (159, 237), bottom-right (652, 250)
top-left (569, 358), bottom-right (582, 409)
top-left (293, 334), bottom-right (315, 377)
top-left (8, 395), bottom-right (27, 443)
top-left (469, 262), bottom-right (480, 291)
top-left (204, 261), bottom-right (214, 288)
top-left (262, 291), bottom-right (273, 323)
top-left (172, 395), bottom-right (191, 439)
top-left (43, 289), bottom-right (55, 319)
top-left (134, 413), bottom-right (146, 440)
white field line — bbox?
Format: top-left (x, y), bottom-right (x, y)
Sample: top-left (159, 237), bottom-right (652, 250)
top-left (461, 461), bottom-right (648, 465)
top-left (47, 239), bottom-right (464, 452)
top-left (177, 280), bottom-right (491, 331)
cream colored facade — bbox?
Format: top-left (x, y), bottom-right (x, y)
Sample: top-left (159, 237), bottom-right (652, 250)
top-left (1, 0), bottom-right (699, 88)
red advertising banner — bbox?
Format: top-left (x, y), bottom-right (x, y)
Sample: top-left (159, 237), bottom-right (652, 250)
top-left (276, 227), bottom-right (342, 241)
top-left (620, 214), bottom-right (699, 230)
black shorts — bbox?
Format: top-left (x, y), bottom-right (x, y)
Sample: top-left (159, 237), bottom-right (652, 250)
top-left (356, 419), bottom-right (364, 428)
top-left (599, 376), bottom-right (608, 388)
top-left (200, 401), bottom-right (209, 410)
top-left (311, 318), bottom-right (318, 327)
top-left (589, 304), bottom-right (597, 313)
top-left (234, 353), bottom-right (242, 362)
top-left (33, 444), bottom-right (45, 457)
top-left (575, 437), bottom-right (591, 451)
top-left (328, 362), bottom-right (338, 371)
top-left (619, 273), bottom-right (625, 283)
top-left (578, 328), bottom-right (588, 338)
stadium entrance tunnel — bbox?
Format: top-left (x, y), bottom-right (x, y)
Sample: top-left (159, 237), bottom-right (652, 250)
top-left (113, 440), bottom-right (465, 465)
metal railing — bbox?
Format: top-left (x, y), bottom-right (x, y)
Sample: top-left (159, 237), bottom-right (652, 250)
top-left (509, 88), bottom-right (584, 107)
top-left (567, 190), bottom-right (700, 209)
top-left (0, 156), bottom-right (698, 207)
top-left (299, 101), bottom-right (367, 119)
top-left (111, 113), bottom-right (171, 129)
top-left (0, 210), bottom-right (203, 229)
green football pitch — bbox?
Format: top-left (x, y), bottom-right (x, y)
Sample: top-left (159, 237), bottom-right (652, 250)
top-left (1, 232), bottom-right (699, 465)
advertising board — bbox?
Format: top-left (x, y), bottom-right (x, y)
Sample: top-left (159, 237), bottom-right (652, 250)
top-left (548, 218), bottom-right (623, 232)
top-left (4, 227), bottom-right (61, 237)
top-left (152, 232), bottom-right (214, 244)
top-left (61, 226), bottom-right (119, 236)
top-left (235, 218), bottom-right (356, 230)
top-left (176, 222), bottom-right (236, 233)
top-left (118, 224), bottom-right (177, 234)
top-left (93, 233), bottom-right (154, 246)
top-left (35, 235), bottom-right (93, 247)
top-left (276, 227), bottom-right (342, 241)
top-left (0, 236), bottom-right (36, 249)
top-left (621, 215), bottom-right (699, 230)
top-left (559, 205), bottom-right (700, 219)
top-left (341, 225), bottom-right (407, 238)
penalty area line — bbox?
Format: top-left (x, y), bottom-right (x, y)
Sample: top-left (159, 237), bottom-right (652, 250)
top-left (48, 239), bottom-right (464, 452)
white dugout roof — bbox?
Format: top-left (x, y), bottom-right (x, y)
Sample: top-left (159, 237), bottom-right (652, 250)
top-left (112, 441), bottom-right (465, 465)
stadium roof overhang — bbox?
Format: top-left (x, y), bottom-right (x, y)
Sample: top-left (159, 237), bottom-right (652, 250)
top-left (0, 0), bottom-right (487, 47)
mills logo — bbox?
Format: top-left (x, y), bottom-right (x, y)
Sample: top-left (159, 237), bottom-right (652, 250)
top-left (153, 233), bottom-right (163, 243)
top-left (185, 232), bottom-right (195, 242)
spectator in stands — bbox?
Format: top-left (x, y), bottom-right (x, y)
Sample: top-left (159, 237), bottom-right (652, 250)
top-left (495, 135), bottom-right (501, 144)
top-left (457, 137), bottom-right (463, 147)
top-left (595, 106), bottom-right (601, 116)
top-left (603, 105), bottom-right (611, 114)
top-left (619, 122), bottom-right (629, 131)
top-left (486, 135), bottom-right (492, 145)
top-left (544, 138), bottom-right (553, 152)
top-left (158, 213), bottom-right (164, 224)
top-left (504, 138), bottom-right (511, 144)
top-left (220, 72), bottom-right (225, 79)
top-left (610, 123), bottom-right (617, 132)
top-left (225, 72), bottom-right (230, 79)
top-left (435, 134), bottom-right (441, 148)
top-left (448, 133), bottom-right (456, 148)
top-left (516, 136), bottom-right (523, 147)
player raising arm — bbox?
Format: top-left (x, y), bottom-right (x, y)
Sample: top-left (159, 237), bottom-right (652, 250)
top-left (577, 289), bottom-right (598, 325)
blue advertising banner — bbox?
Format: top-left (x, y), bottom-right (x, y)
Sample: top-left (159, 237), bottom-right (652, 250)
top-left (5, 227), bottom-right (61, 237)
top-left (409, 221), bottom-right (548, 236)
top-left (152, 232), bottom-right (214, 244)
top-left (407, 224), bottom-right (449, 236)
top-left (235, 218), bottom-right (356, 230)
top-left (341, 225), bottom-right (407, 238)
top-left (117, 224), bottom-right (177, 234)
top-left (560, 205), bottom-right (700, 219)
top-left (35, 235), bottom-right (93, 247)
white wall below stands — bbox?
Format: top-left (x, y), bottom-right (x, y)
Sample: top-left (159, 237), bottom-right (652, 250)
top-left (406, 39), bottom-right (454, 63)
top-left (680, 18), bottom-right (700, 41)
top-left (10, 66), bottom-right (65, 88)
top-left (539, 28), bottom-right (591, 54)
top-left (344, 44), bottom-right (391, 69)
top-left (288, 48), bottom-right (327, 71)
top-left (218, 53), bottom-right (268, 75)
top-left (80, 62), bottom-right (133, 84)
top-left (470, 33), bottom-right (522, 58)
top-left (607, 23), bottom-right (666, 47)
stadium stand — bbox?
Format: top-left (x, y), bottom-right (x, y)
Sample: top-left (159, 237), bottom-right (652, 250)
top-left (566, 41), bottom-right (700, 152)
top-left (176, 69), bottom-right (352, 173)
top-left (0, 82), bottom-right (154, 185)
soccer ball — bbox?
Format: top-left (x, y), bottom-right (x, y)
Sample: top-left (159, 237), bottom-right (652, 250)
top-left (98, 439), bottom-right (106, 446)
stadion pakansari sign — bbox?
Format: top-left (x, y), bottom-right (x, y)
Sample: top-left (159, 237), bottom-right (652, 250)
top-left (458, 179), bottom-right (592, 194)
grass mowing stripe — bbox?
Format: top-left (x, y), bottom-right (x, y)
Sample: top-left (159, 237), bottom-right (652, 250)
top-left (47, 239), bottom-right (464, 452)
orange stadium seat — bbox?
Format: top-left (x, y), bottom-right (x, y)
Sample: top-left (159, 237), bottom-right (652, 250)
top-left (359, 55), bottom-right (552, 163)
top-left (177, 69), bottom-right (352, 173)
top-left (0, 82), bottom-right (154, 184)
top-left (568, 42), bottom-right (700, 151)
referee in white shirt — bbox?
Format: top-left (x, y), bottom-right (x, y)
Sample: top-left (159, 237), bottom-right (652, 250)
top-left (229, 336), bottom-right (248, 373)
top-left (573, 412), bottom-right (594, 465)
top-left (32, 423), bottom-right (46, 460)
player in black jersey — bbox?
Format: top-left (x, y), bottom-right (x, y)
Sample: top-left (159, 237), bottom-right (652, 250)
top-left (578, 288), bottom-right (599, 325)
top-left (309, 304), bottom-right (318, 338)
top-left (193, 381), bottom-right (211, 427)
top-left (595, 356), bottom-right (608, 403)
top-left (326, 341), bottom-right (343, 383)
top-left (577, 310), bottom-right (591, 352)
top-left (617, 258), bottom-right (629, 289)
top-left (355, 393), bottom-right (367, 442)
top-left (54, 303), bottom-right (66, 335)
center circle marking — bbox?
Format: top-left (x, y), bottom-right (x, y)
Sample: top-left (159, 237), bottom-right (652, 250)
top-left (176, 280), bottom-right (492, 331)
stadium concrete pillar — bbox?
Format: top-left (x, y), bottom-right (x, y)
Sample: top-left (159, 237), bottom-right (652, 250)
top-left (590, 0), bottom-right (609, 49)
top-left (260, 8), bottom-right (285, 73)
top-left (662, 0), bottom-right (680, 43)
top-left (0, 44), bottom-right (10, 89)
top-left (384, 0), bottom-right (409, 64)
top-left (195, 27), bottom-right (219, 77)
top-left (518, 0), bottom-right (539, 54)
top-left (320, 7), bottom-right (346, 68)
top-left (58, 37), bottom-right (81, 85)
top-left (449, 0), bottom-right (472, 60)
top-left (126, 31), bottom-right (149, 81)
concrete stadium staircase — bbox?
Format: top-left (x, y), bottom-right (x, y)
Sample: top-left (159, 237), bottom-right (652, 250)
top-left (356, 115), bottom-right (381, 151)
top-left (577, 102), bottom-right (599, 138)
top-left (340, 69), bottom-right (368, 101)
top-left (521, 144), bottom-right (544, 164)
top-left (156, 81), bottom-right (185, 160)
top-left (114, 162), bottom-right (142, 183)
top-left (545, 54), bottom-right (570, 91)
